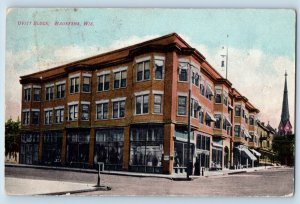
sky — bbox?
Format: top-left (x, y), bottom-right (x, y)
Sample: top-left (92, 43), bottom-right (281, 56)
top-left (5, 8), bottom-right (295, 129)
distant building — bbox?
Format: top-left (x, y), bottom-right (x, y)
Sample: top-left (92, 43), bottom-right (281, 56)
top-left (278, 71), bottom-right (293, 136)
top-left (19, 33), bottom-right (264, 174)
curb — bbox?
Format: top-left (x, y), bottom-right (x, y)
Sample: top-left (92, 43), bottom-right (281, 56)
top-left (6, 163), bottom-right (280, 180)
top-left (37, 186), bottom-right (112, 196)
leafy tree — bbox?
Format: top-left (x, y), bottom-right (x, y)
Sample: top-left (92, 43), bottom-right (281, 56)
top-left (272, 134), bottom-right (295, 166)
top-left (5, 118), bottom-right (20, 158)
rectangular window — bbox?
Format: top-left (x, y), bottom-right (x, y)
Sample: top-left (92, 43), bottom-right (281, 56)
top-left (45, 86), bottom-right (54, 101)
top-left (235, 105), bottom-right (241, 116)
top-left (242, 109), bottom-right (245, 118)
top-left (44, 110), bottom-right (53, 125)
top-left (137, 60), bottom-right (150, 81)
top-left (32, 111), bottom-right (39, 125)
top-left (113, 100), bottom-right (126, 118)
top-left (200, 81), bottom-right (205, 96)
top-left (192, 71), bottom-right (199, 86)
top-left (69, 104), bottom-right (78, 121)
top-left (22, 111), bottom-right (30, 125)
top-left (190, 99), bottom-right (199, 118)
top-left (223, 91), bottom-right (228, 106)
top-left (98, 74), bottom-right (110, 91)
top-left (215, 89), bottom-right (222, 103)
top-left (249, 116), bottom-right (254, 125)
top-left (70, 77), bottom-right (80, 94)
top-left (206, 85), bottom-right (213, 100)
top-left (55, 109), bottom-right (64, 124)
top-left (81, 104), bottom-right (89, 120)
top-left (96, 103), bottom-right (108, 120)
top-left (83, 77), bottom-right (91, 92)
top-left (214, 114), bottom-right (221, 129)
top-left (136, 95), bottom-right (149, 114)
top-left (234, 125), bottom-right (241, 137)
top-left (154, 59), bottom-right (164, 80)
top-left (199, 111), bottom-right (204, 124)
top-left (114, 71), bottom-right (127, 89)
top-left (153, 94), bottom-right (162, 114)
top-left (178, 62), bottom-right (188, 82)
top-left (24, 88), bottom-right (31, 102)
top-left (56, 84), bottom-right (65, 99)
top-left (33, 88), bottom-right (40, 101)
top-left (177, 96), bottom-right (187, 115)
top-left (222, 116), bottom-right (227, 130)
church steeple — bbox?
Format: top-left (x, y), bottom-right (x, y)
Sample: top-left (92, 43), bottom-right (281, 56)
top-left (278, 71), bottom-right (292, 136)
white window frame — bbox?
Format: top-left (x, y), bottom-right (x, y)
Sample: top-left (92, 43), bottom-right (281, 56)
top-left (68, 102), bottom-right (79, 121)
top-left (81, 103), bottom-right (90, 121)
top-left (177, 95), bottom-right (187, 116)
top-left (113, 67), bottom-right (127, 89)
top-left (54, 107), bottom-right (64, 124)
top-left (82, 76), bottom-right (91, 93)
top-left (22, 109), bottom-right (30, 125)
top-left (135, 94), bottom-right (149, 115)
top-left (178, 61), bottom-right (189, 82)
top-left (44, 109), bottom-right (53, 125)
top-left (153, 93), bottom-right (163, 114)
top-left (56, 83), bottom-right (66, 99)
top-left (154, 56), bottom-right (165, 80)
top-left (96, 100), bottom-right (109, 120)
top-left (69, 76), bottom-right (80, 94)
top-left (24, 87), bottom-right (31, 102)
top-left (97, 73), bottom-right (110, 92)
top-left (136, 59), bottom-right (151, 82)
top-left (112, 98), bottom-right (126, 119)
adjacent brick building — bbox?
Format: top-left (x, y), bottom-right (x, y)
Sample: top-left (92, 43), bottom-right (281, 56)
top-left (19, 33), bottom-right (262, 174)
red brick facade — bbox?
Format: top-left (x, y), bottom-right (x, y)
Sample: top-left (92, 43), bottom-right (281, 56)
top-left (19, 33), bottom-right (260, 174)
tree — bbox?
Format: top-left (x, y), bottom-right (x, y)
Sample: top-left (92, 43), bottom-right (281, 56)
top-left (5, 118), bottom-right (20, 159)
top-left (272, 134), bottom-right (295, 166)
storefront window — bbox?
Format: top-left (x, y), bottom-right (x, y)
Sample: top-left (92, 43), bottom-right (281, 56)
top-left (42, 131), bottom-right (62, 165)
top-left (67, 131), bottom-right (90, 168)
top-left (129, 125), bottom-right (164, 173)
top-left (174, 141), bottom-right (194, 168)
top-left (94, 129), bottom-right (124, 171)
top-left (20, 133), bottom-right (39, 165)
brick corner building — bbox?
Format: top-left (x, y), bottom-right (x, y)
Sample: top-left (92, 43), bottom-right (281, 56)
top-left (19, 33), bottom-right (265, 174)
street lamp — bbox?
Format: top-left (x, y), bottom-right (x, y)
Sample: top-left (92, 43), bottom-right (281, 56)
top-left (187, 63), bottom-right (192, 180)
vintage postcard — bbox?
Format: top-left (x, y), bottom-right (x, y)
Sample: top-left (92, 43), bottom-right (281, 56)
top-left (4, 8), bottom-right (295, 196)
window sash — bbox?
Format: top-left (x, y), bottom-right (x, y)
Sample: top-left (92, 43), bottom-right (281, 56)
top-left (81, 104), bottom-right (89, 120)
top-left (154, 59), bottom-right (164, 80)
top-left (83, 77), bottom-right (91, 92)
top-left (178, 96), bottom-right (187, 115)
top-left (98, 74), bottom-right (110, 91)
top-left (136, 95), bottom-right (148, 114)
top-left (24, 88), bottom-right (31, 101)
top-left (97, 103), bottom-right (108, 120)
top-left (69, 105), bottom-right (78, 121)
top-left (154, 94), bottom-right (162, 114)
top-left (137, 61), bottom-right (150, 81)
top-left (33, 88), bottom-right (40, 101)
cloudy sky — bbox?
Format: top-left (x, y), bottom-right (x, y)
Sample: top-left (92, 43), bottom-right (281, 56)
top-left (5, 8), bottom-right (295, 129)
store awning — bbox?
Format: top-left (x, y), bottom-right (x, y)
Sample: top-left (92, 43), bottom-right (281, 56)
top-left (244, 131), bottom-right (252, 139)
top-left (212, 142), bottom-right (223, 148)
top-left (243, 148), bottom-right (257, 161)
top-left (251, 149), bottom-right (261, 157)
top-left (235, 145), bottom-right (257, 161)
top-left (225, 116), bottom-right (232, 127)
top-left (228, 104), bottom-right (233, 110)
top-left (206, 112), bottom-right (216, 122)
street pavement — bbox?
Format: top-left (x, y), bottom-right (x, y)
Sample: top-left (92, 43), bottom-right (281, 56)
top-left (5, 166), bottom-right (294, 196)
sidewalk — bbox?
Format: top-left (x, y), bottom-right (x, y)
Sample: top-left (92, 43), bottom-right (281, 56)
top-left (5, 177), bottom-right (102, 196)
top-left (5, 163), bottom-right (279, 180)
